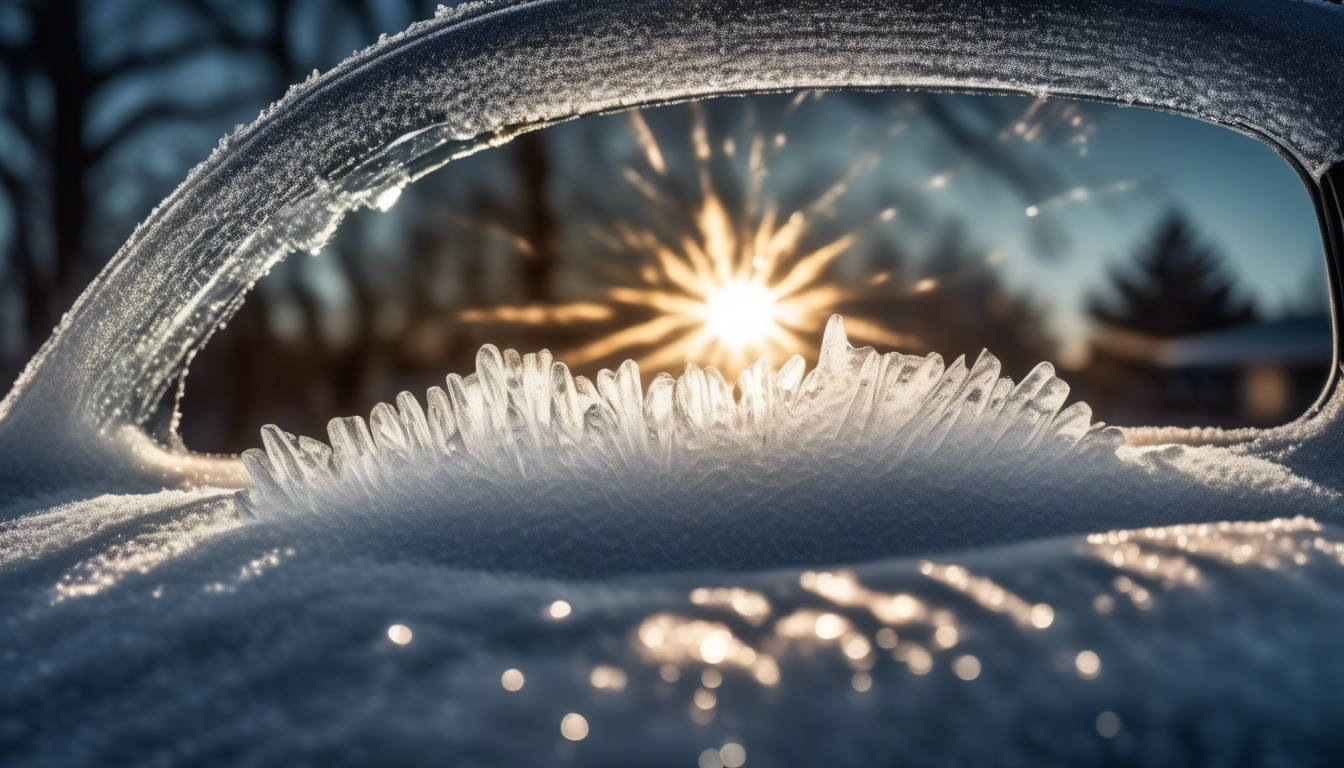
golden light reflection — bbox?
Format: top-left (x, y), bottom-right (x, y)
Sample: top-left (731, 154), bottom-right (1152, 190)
top-left (636, 614), bottom-right (763, 672)
top-left (932, 625), bottom-right (959, 649)
top-left (1075, 650), bottom-right (1101, 679)
top-left (918, 561), bottom-right (1053, 630)
top-left (629, 564), bottom-right (1075, 698)
top-left (852, 671), bottom-right (873, 692)
top-left (800, 570), bottom-right (931, 625)
top-left (51, 495), bottom-right (242, 602)
top-left (753, 658), bottom-right (781, 686)
top-left (201, 546), bottom-right (297, 596)
top-left (1112, 575), bottom-right (1153, 610)
top-left (720, 743), bottom-right (748, 768)
top-left (590, 665), bottom-right (627, 691)
top-left (560, 713), bottom-right (589, 741)
top-left (631, 563), bottom-right (1089, 700)
top-left (952, 654), bottom-right (982, 681)
top-left (794, 568), bottom-right (1059, 681)
top-left (613, 517), bottom-right (1341, 725)
top-left (1084, 516), bottom-right (1337, 611)
top-left (501, 668), bottom-right (525, 691)
top-left (1087, 516), bottom-right (1332, 573)
top-left (899, 644), bottom-right (934, 675)
top-left (774, 609), bottom-right (875, 670)
top-left (689, 586), bottom-right (772, 625)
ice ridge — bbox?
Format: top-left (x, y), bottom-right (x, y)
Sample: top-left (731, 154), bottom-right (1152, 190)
top-left (240, 315), bottom-right (1122, 515)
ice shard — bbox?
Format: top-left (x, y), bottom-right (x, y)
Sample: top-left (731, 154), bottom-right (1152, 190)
top-left (240, 316), bottom-right (1124, 519)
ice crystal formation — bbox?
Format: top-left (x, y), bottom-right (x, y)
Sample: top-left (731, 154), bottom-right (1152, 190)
top-left (234, 312), bottom-right (1341, 580)
top-left (242, 316), bottom-right (1120, 516)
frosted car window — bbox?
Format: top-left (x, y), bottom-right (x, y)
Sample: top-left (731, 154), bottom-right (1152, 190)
top-left (4, 2), bottom-right (1344, 765)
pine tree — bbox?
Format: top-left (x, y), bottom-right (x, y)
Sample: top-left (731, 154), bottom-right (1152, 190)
top-left (1089, 211), bottom-right (1254, 337)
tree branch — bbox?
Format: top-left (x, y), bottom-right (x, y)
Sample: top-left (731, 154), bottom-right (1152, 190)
top-left (101, 35), bottom-right (257, 83)
top-left (87, 95), bottom-right (261, 165)
top-left (0, 159), bottom-right (25, 210)
top-left (916, 94), bottom-right (1063, 202)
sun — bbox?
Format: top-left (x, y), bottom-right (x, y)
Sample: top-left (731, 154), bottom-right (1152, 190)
top-left (704, 281), bottom-right (778, 349)
top-left (457, 99), bottom-right (930, 377)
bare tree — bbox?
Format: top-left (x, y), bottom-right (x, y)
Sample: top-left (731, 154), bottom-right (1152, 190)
top-left (0, 0), bottom-right (431, 382)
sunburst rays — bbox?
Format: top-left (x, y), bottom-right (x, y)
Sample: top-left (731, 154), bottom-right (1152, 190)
top-left (458, 97), bottom-right (943, 376)
top-left (454, 93), bottom-right (1099, 378)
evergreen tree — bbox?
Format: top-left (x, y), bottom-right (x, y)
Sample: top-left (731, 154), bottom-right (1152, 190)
top-left (1088, 211), bottom-right (1254, 337)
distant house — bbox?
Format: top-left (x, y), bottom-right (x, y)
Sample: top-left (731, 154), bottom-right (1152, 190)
top-left (1084, 317), bottom-right (1332, 427)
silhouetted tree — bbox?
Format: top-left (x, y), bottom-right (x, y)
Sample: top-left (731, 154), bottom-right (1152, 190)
top-left (1088, 211), bottom-right (1254, 337)
top-left (514, 132), bottom-right (557, 302)
top-left (1078, 212), bottom-right (1261, 427)
top-left (0, 0), bottom-right (432, 377)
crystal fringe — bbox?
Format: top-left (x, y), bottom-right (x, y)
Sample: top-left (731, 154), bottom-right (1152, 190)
top-left (240, 315), bottom-right (1123, 515)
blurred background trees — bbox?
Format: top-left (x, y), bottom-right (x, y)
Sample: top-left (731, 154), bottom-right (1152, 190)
top-left (1082, 212), bottom-right (1325, 427)
top-left (0, 0), bottom-right (1331, 453)
top-left (0, 0), bottom-right (435, 361)
top-left (1089, 213), bottom-right (1255, 337)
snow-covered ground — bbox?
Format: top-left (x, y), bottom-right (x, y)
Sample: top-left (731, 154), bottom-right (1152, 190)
top-left (3, 487), bottom-right (1342, 766)
top-left (4, 322), bottom-right (1344, 764)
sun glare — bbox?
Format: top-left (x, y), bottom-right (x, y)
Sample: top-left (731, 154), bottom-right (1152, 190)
top-left (454, 95), bottom-right (1016, 377)
top-left (705, 281), bottom-right (778, 348)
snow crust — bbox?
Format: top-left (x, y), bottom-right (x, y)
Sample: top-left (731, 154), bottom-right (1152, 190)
top-left (4, 490), bottom-right (1343, 765)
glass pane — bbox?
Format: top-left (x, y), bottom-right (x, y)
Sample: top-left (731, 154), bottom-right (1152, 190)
top-left (180, 91), bottom-right (1330, 452)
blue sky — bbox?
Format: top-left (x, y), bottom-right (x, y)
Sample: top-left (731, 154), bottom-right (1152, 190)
top-left (914, 99), bottom-right (1322, 355)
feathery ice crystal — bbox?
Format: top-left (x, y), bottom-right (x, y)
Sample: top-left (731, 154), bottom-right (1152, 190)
top-left (241, 315), bottom-right (1122, 516)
